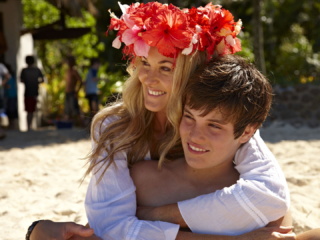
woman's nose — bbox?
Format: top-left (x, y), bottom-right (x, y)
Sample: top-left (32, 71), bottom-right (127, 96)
top-left (144, 70), bottom-right (159, 85)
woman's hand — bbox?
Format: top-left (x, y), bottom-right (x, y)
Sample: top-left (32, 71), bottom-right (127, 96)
top-left (30, 220), bottom-right (96, 240)
top-left (237, 226), bottom-right (296, 240)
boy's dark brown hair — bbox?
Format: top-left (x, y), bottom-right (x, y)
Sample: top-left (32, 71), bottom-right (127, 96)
top-left (183, 54), bottom-right (272, 139)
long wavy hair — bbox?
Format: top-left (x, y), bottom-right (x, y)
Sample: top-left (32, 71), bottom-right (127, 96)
top-left (84, 51), bottom-right (207, 183)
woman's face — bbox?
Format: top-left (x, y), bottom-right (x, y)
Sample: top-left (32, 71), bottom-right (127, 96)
top-left (138, 47), bottom-right (174, 115)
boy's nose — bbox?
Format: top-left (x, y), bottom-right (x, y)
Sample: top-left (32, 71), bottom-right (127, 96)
top-left (189, 125), bottom-right (206, 143)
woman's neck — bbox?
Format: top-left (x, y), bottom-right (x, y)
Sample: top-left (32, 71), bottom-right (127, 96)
top-left (153, 112), bottom-right (168, 137)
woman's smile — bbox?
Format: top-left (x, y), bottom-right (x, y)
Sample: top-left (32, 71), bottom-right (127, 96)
top-left (148, 89), bottom-right (166, 97)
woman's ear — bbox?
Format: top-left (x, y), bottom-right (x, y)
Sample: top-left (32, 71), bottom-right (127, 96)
top-left (239, 123), bottom-right (258, 144)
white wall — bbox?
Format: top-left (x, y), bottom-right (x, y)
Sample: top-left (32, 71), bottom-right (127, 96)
top-left (17, 33), bottom-right (35, 131)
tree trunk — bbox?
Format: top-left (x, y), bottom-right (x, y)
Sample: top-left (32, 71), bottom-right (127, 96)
top-left (252, 0), bottom-right (266, 75)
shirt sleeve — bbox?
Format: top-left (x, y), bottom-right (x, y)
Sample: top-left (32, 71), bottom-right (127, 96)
top-left (85, 116), bottom-right (180, 240)
top-left (177, 129), bottom-right (290, 236)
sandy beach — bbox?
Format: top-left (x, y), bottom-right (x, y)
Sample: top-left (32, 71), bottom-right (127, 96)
top-left (0, 124), bottom-right (320, 239)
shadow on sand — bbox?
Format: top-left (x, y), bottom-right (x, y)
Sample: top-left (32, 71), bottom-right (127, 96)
top-left (260, 123), bottom-right (320, 143)
top-left (0, 127), bottom-right (90, 150)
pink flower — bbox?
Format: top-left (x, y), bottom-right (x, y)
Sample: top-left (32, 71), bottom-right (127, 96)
top-left (122, 25), bottom-right (150, 57)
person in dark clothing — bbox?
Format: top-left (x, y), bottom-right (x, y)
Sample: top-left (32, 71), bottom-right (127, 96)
top-left (4, 64), bottom-right (18, 129)
top-left (20, 56), bottom-right (44, 131)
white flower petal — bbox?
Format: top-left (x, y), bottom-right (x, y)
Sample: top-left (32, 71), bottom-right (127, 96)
top-left (123, 14), bottom-right (135, 29)
top-left (118, 2), bottom-right (130, 14)
top-left (196, 25), bottom-right (202, 33)
top-left (182, 44), bottom-right (193, 55)
top-left (112, 36), bottom-right (121, 49)
top-left (226, 35), bottom-right (236, 47)
top-left (192, 34), bottom-right (198, 44)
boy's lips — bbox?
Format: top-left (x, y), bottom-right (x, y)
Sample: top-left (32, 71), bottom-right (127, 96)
top-left (187, 142), bottom-right (209, 154)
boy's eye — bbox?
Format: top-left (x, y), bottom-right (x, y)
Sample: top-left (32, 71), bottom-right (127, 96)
top-left (209, 124), bottom-right (220, 129)
top-left (184, 114), bottom-right (193, 120)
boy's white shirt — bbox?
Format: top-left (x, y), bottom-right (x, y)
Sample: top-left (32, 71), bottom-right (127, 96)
top-left (85, 116), bottom-right (290, 240)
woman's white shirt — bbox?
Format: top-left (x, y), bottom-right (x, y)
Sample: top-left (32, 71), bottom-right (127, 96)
top-left (85, 116), bottom-right (179, 240)
top-left (85, 117), bottom-right (290, 239)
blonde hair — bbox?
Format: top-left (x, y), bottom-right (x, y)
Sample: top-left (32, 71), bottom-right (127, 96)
top-left (84, 51), bottom-right (207, 183)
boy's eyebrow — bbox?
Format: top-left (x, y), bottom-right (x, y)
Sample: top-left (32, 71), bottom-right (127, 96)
top-left (207, 119), bottom-right (228, 125)
top-left (185, 107), bottom-right (228, 125)
top-left (184, 108), bottom-right (193, 116)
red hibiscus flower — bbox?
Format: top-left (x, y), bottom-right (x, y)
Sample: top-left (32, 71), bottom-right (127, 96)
top-left (141, 5), bottom-right (193, 58)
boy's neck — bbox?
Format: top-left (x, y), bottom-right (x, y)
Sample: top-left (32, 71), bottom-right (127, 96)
top-left (181, 157), bottom-right (239, 187)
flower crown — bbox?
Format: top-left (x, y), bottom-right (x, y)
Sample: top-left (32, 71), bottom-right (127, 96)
top-left (108, 1), bottom-right (242, 61)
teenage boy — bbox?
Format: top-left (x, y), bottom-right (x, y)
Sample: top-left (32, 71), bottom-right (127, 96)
top-left (64, 56), bottom-right (83, 124)
top-left (20, 56), bottom-right (44, 131)
top-left (130, 55), bottom-right (293, 238)
top-left (85, 58), bottom-right (100, 118)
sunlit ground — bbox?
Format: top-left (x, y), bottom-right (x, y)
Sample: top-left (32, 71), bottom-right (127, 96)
top-left (0, 125), bottom-right (320, 239)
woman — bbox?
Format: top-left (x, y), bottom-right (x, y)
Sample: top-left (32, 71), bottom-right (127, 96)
top-left (28, 2), bottom-right (291, 240)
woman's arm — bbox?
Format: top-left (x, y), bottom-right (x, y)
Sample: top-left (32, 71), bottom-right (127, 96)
top-left (175, 130), bottom-right (290, 234)
top-left (84, 117), bottom-right (180, 240)
top-left (176, 226), bottom-right (295, 240)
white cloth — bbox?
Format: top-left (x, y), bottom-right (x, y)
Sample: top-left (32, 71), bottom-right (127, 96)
top-left (85, 116), bottom-right (180, 240)
top-left (85, 117), bottom-right (290, 239)
top-left (178, 130), bottom-right (290, 236)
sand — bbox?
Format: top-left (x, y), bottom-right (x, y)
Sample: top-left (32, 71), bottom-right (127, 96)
top-left (0, 124), bottom-right (320, 239)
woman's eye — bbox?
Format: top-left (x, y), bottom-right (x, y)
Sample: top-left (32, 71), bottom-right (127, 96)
top-left (161, 67), bottom-right (172, 72)
top-left (142, 61), bottom-right (150, 66)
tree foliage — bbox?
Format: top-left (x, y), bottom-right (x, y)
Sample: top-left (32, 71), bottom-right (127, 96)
top-left (23, 0), bottom-right (320, 119)
top-left (22, 0), bottom-right (125, 117)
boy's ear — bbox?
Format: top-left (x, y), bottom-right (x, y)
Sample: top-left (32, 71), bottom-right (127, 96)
top-left (239, 123), bottom-right (258, 144)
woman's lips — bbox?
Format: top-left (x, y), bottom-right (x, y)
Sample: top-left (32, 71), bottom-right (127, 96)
top-left (148, 89), bottom-right (166, 97)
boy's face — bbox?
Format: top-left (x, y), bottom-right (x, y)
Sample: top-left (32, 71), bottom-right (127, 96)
top-left (180, 105), bottom-right (254, 170)
top-left (92, 62), bottom-right (100, 69)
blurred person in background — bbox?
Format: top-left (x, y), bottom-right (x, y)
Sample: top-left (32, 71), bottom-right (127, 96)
top-left (20, 56), bottom-right (44, 131)
top-left (85, 58), bottom-right (100, 119)
top-left (0, 62), bottom-right (10, 138)
top-left (4, 64), bottom-right (18, 130)
top-left (64, 56), bottom-right (83, 126)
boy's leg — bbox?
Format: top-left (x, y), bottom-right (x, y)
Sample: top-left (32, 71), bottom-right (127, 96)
top-left (25, 97), bottom-right (37, 131)
top-left (27, 112), bottom-right (33, 130)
